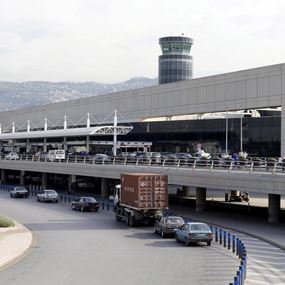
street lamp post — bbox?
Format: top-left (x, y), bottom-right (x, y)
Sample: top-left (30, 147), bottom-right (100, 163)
top-left (225, 111), bottom-right (228, 155)
top-left (240, 109), bottom-right (243, 152)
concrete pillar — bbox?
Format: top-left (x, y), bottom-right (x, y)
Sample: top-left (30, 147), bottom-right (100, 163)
top-left (182, 185), bottom-right (192, 197)
top-left (26, 138), bottom-right (30, 153)
top-left (68, 174), bottom-right (76, 193)
top-left (20, 170), bottom-right (25, 186)
top-left (268, 194), bottom-right (280, 223)
top-left (63, 137), bottom-right (67, 152)
top-left (42, 173), bottom-right (47, 189)
top-left (86, 135), bottom-right (90, 153)
top-left (43, 138), bottom-right (47, 152)
top-left (1, 169), bottom-right (6, 183)
top-left (196, 187), bottom-right (206, 212)
top-left (101, 177), bottom-right (109, 198)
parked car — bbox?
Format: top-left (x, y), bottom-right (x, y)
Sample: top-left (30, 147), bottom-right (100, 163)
top-left (37, 189), bottom-right (59, 203)
top-left (10, 186), bottom-right (29, 198)
top-left (5, 152), bottom-right (19, 160)
top-left (93, 154), bottom-right (111, 164)
top-left (175, 222), bottom-right (213, 246)
top-left (71, 197), bottom-right (100, 212)
top-left (154, 216), bottom-right (184, 237)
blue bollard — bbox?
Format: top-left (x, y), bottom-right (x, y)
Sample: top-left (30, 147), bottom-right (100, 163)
top-left (107, 202), bottom-right (110, 211)
top-left (236, 239), bottom-right (240, 256)
top-left (228, 233), bottom-right (231, 250)
top-left (219, 228), bottom-right (222, 244)
top-left (102, 201), bottom-right (105, 210)
top-left (237, 271), bottom-right (241, 285)
top-left (232, 236), bottom-right (236, 253)
top-left (215, 227), bottom-right (218, 242)
top-left (223, 231), bottom-right (227, 248)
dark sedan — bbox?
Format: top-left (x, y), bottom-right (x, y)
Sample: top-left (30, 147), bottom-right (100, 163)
top-left (154, 216), bottom-right (184, 237)
top-left (71, 197), bottom-right (100, 212)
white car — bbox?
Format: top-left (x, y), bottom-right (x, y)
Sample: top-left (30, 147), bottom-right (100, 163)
top-left (5, 152), bottom-right (19, 160)
top-left (37, 189), bottom-right (59, 203)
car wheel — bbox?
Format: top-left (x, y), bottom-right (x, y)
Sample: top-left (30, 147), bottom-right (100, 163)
top-left (207, 241), bottom-right (211, 246)
top-left (81, 206), bottom-right (85, 212)
top-left (161, 230), bottom-right (165, 238)
top-left (71, 205), bottom-right (76, 211)
top-left (185, 239), bottom-right (189, 246)
top-left (175, 234), bottom-right (180, 242)
top-left (37, 197), bottom-right (40, 202)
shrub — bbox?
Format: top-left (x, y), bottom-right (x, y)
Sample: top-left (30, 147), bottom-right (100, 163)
top-left (0, 216), bottom-right (15, 227)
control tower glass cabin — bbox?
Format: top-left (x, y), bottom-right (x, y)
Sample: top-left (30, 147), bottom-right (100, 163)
top-left (159, 36), bottom-right (193, 84)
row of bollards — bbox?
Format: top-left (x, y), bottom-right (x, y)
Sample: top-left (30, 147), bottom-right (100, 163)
top-left (211, 226), bottom-right (247, 285)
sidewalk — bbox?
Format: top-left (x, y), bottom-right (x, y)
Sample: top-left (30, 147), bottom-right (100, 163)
top-left (170, 204), bottom-right (285, 250)
top-left (0, 220), bottom-right (33, 270)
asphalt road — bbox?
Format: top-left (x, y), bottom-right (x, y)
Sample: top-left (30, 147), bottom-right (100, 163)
top-left (0, 192), bottom-right (239, 285)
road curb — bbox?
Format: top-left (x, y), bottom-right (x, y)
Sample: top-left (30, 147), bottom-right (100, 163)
top-left (0, 219), bottom-right (34, 271)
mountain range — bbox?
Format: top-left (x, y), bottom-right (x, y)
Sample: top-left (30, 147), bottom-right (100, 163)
top-left (0, 77), bottom-right (158, 111)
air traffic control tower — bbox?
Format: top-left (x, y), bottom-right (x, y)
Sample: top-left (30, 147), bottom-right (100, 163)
top-left (159, 36), bottom-right (193, 84)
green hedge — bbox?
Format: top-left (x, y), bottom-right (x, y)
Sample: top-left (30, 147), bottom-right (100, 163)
top-left (0, 216), bottom-right (15, 227)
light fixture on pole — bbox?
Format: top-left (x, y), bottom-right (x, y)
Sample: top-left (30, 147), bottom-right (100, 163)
top-left (225, 110), bottom-right (228, 155)
top-left (240, 108), bottom-right (243, 152)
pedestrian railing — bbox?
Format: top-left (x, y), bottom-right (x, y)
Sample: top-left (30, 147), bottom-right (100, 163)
top-left (1, 154), bottom-right (285, 174)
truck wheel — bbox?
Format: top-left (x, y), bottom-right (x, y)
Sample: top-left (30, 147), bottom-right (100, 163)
top-left (129, 216), bottom-right (136, 227)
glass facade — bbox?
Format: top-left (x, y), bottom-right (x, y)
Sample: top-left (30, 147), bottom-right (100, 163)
top-left (159, 36), bottom-right (193, 84)
top-left (114, 116), bottom-right (281, 157)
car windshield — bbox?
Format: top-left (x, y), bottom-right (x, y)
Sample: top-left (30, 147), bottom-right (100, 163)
top-left (190, 224), bottom-right (210, 231)
top-left (45, 190), bottom-right (57, 194)
top-left (83, 197), bottom-right (96, 202)
top-left (165, 217), bottom-right (184, 224)
top-left (15, 187), bottom-right (27, 190)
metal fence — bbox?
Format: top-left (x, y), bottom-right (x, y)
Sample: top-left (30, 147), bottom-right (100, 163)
top-left (2, 154), bottom-right (285, 174)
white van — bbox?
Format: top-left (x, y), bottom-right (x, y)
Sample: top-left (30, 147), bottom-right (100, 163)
top-left (47, 150), bottom-right (65, 161)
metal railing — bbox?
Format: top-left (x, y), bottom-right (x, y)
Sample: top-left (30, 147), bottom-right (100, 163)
top-left (2, 154), bottom-right (285, 174)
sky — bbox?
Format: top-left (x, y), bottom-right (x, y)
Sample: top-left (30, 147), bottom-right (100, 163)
top-left (1, 0), bottom-right (285, 83)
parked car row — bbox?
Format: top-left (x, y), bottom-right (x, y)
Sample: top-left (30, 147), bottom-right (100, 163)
top-left (8, 186), bottom-right (100, 212)
top-left (154, 215), bottom-right (213, 246)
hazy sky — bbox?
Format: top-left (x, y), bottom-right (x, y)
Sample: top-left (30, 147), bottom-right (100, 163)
top-left (1, 0), bottom-right (285, 83)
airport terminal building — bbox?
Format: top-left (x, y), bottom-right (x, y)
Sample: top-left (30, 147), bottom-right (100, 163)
top-left (0, 62), bottom-right (284, 157)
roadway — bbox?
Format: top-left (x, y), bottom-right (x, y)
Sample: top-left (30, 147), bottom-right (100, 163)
top-left (0, 191), bottom-right (239, 285)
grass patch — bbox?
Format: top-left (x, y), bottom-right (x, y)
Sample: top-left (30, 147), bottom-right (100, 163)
top-left (0, 216), bottom-right (15, 227)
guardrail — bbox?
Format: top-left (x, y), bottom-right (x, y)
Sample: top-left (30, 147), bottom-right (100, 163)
top-left (1, 154), bottom-right (285, 174)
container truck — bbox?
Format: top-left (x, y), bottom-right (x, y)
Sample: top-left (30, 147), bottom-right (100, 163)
top-left (114, 173), bottom-right (168, 227)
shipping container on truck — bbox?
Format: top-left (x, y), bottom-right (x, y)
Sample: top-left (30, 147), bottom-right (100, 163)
top-left (114, 173), bottom-right (168, 227)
